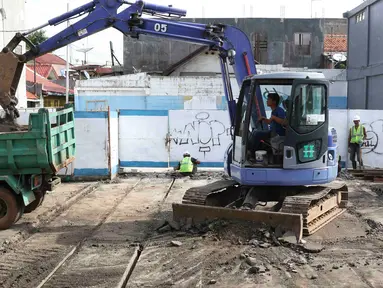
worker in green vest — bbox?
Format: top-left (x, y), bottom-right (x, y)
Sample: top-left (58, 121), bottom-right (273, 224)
top-left (348, 115), bottom-right (367, 170)
top-left (174, 151), bottom-right (201, 176)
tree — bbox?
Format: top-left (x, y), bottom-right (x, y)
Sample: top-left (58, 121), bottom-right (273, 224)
top-left (26, 30), bottom-right (48, 49)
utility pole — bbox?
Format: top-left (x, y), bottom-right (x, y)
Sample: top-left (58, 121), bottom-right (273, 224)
top-left (65, 2), bottom-right (70, 104)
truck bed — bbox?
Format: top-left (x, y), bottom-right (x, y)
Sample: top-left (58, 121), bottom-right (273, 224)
top-left (0, 104), bottom-right (75, 175)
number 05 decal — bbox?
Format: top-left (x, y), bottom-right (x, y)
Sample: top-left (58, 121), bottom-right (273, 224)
top-left (154, 23), bottom-right (168, 32)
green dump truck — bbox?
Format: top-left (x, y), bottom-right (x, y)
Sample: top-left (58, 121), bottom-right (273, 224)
top-left (0, 104), bottom-right (75, 229)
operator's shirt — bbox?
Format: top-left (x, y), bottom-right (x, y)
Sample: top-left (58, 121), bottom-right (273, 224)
top-left (269, 106), bottom-right (286, 136)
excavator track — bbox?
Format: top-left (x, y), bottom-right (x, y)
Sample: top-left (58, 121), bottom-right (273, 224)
top-left (181, 179), bottom-right (238, 205)
top-left (280, 180), bottom-right (348, 236)
top-left (174, 179), bottom-right (348, 241)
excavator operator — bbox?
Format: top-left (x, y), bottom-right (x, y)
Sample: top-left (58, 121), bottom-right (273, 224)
top-left (247, 92), bottom-right (287, 158)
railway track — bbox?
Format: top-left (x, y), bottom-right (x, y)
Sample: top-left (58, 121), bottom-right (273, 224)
top-left (36, 178), bottom-right (175, 288)
top-left (0, 182), bottom-right (101, 252)
top-left (0, 178), bottom-right (146, 288)
top-left (0, 177), bottom-right (176, 288)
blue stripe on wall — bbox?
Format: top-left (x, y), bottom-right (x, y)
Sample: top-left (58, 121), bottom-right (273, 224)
top-left (74, 168), bottom-right (109, 176)
top-left (75, 111), bottom-right (107, 118)
top-left (120, 161), bottom-right (224, 168)
top-left (75, 95), bottom-right (348, 111)
top-left (74, 166), bottom-right (119, 176)
top-left (119, 110), bottom-right (169, 116)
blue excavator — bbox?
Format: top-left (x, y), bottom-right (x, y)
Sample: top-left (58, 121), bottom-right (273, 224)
top-left (0, 0), bottom-right (347, 241)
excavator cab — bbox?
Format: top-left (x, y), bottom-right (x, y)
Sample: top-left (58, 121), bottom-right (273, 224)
top-left (228, 72), bottom-right (338, 186)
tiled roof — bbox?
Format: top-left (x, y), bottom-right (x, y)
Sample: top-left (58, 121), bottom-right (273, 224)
top-left (35, 53), bottom-right (69, 65)
top-left (26, 64), bottom-right (57, 79)
top-left (324, 35), bottom-right (347, 52)
top-left (27, 91), bottom-right (39, 100)
top-left (26, 67), bottom-right (74, 95)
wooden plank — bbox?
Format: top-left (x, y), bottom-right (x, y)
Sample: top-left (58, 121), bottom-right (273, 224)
top-left (172, 203), bottom-right (303, 243)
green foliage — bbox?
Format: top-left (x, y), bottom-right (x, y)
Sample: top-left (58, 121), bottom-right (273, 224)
top-left (26, 30), bottom-right (48, 49)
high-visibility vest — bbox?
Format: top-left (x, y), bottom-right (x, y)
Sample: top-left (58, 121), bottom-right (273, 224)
top-left (350, 125), bottom-right (364, 144)
top-left (180, 157), bottom-right (193, 173)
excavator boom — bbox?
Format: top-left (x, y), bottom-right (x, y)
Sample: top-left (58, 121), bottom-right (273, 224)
top-left (0, 0), bottom-right (267, 124)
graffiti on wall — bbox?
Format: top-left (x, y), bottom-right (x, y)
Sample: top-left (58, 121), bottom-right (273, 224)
top-left (361, 119), bottom-right (383, 155)
top-left (170, 112), bottom-right (230, 158)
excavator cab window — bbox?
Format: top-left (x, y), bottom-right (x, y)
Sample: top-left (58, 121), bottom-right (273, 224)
top-left (235, 79), bottom-right (252, 137)
top-left (289, 83), bottom-right (327, 134)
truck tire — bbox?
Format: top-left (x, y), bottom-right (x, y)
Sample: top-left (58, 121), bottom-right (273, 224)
top-left (0, 187), bottom-right (20, 230)
top-left (14, 195), bottom-right (25, 223)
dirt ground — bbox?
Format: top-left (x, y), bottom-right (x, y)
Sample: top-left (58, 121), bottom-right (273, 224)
top-left (0, 171), bottom-right (382, 287)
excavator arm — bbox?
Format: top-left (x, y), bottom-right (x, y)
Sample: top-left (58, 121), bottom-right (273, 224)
top-left (0, 0), bottom-right (267, 126)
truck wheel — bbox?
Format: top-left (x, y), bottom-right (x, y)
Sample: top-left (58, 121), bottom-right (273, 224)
top-left (24, 190), bottom-right (45, 214)
top-left (14, 195), bottom-right (25, 223)
top-left (0, 187), bottom-right (20, 230)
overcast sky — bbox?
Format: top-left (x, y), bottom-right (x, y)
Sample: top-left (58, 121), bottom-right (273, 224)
top-left (24, 0), bottom-right (363, 66)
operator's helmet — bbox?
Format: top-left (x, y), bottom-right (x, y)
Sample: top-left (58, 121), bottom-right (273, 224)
top-left (353, 115), bottom-right (361, 122)
top-left (183, 151), bottom-right (190, 157)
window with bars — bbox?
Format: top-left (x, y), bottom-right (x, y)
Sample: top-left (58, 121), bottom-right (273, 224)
top-left (355, 10), bottom-right (365, 23)
top-left (294, 33), bottom-right (311, 55)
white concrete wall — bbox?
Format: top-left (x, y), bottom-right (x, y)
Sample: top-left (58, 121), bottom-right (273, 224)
top-left (350, 110), bottom-right (383, 168)
top-left (109, 111), bottom-right (119, 178)
top-left (0, 0), bottom-right (27, 109)
top-left (19, 107), bottom-right (379, 175)
top-left (168, 110), bottom-right (231, 166)
top-left (119, 110), bottom-right (169, 167)
top-left (116, 109), bottom-right (383, 169)
top-left (57, 111), bottom-right (115, 179)
top-left (75, 73), bottom-right (238, 112)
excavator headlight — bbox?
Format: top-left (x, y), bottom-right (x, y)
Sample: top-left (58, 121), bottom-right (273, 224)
top-left (228, 49), bottom-right (236, 57)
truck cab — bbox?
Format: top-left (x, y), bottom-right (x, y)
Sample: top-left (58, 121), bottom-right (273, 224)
top-left (224, 72), bottom-right (339, 186)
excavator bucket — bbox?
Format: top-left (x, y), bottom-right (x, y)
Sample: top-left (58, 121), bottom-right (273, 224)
top-left (0, 49), bottom-right (23, 119)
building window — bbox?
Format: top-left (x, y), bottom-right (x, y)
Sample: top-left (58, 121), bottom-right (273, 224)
top-left (356, 11), bottom-right (365, 23)
top-left (294, 33), bottom-right (311, 55)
